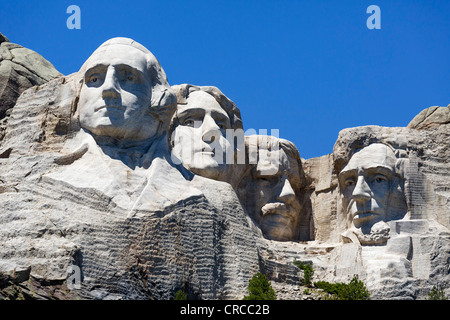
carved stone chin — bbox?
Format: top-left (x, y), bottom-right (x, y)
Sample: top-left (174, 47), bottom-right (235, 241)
top-left (236, 135), bottom-right (306, 242)
top-left (169, 84), bottom-right (246, 188)
top-left (77, 39), bottom-right (158, 142)
top-left (343, 221), bottom-right (391, 245)
top-left (338, 143), bottom-right (408, 245)
top-left (0, 35), bottom-right (449, 301)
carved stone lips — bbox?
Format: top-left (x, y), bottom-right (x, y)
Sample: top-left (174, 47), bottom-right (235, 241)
top-left (353, 211), bottom-right (377, 221)
top-left (200, 146), bottom-right (215, 156)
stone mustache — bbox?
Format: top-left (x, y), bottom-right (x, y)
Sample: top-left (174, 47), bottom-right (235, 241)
top-left (0, 37), bottom-right (449, 300)
top-left (72, 37), bottom-right (309, 242)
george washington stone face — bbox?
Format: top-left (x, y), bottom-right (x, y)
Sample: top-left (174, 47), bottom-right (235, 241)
top-left (77, 38), bottom-right (175, 143)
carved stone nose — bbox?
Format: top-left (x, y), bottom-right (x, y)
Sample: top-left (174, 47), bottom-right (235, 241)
top-left (102, 68), bottom-right (120, 99)
top-left (277, 178), bottom-right (296, 203)
top-left (352, 176), bottom-right (371, 203)
top-left (201, 115), bottom-right (221, 143)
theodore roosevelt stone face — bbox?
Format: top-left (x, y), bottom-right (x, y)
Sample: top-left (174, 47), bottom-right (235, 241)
top-left (246, 136), bottom-right (303, 241)
top-left (78, 41), bottom-right (158, 141)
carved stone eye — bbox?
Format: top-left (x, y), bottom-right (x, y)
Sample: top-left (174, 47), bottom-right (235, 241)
top-left (184, 119), bottom-right (195, 127)
top-left (345, 179), bottom-right (355, 187)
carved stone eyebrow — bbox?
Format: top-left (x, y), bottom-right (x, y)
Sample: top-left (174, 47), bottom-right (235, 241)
top-left (339, 165), bottom-right (394, 186)
top-left (84, 63), bottom-right (108, 79)
top-left (176, 107), bottom-right (205, 120)
top-left (364, 166), bottom-right (394, 179)
top-left (114, 64), bottom-right (145, 79)
top-left (210, 109), bottom-right (231, 127)
top-left (338, 168), bottom-right (357, 185)
top-left (339, 167), bottom-right (357, 177)
top-left (254, 169), bottom-right (281, 179)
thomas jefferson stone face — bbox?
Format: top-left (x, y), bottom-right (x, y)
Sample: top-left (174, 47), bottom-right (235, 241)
top-left (171, 90), bottom-right (233, 181)
top-left (78, 43), bottom-right (158, 141)
top-left (339, 143), bottom-right (396, 232)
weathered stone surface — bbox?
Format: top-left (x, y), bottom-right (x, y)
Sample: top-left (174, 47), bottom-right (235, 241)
top-left (0, 36), bottom-right (448, 300)
top-left (0, 33), bottom-right (9, 44)
top-left (408, 105), bottom-right (450, 130)
top-left (261, 123), bottom-right (450, 300)
top-left (0, 76), bottom-right (260, 300)
top-left (302, 154), bottom-right (341, 242)
top-left (236, 135), bottom-right (309, 242)
top-left (0, 39), bottom-right (260, 300)
top-left (0, 33), bottom-right (62, 120)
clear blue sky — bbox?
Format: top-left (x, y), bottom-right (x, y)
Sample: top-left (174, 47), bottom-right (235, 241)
top-left (1, 0), bottom-right (449, 159)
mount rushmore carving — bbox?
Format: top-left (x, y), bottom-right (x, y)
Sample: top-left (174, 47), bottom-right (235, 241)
top-left (0, 36), bottom-right (448, 300)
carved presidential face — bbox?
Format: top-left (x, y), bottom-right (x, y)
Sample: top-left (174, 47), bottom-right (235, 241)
top-left (78, 44), bottom-right (158, 141)
top-left (170, 90), bottom-right (233, 181)
top-left (251, 144), bottom-right (302, 241)
top-left (339, 143), bottom-right (397, 231)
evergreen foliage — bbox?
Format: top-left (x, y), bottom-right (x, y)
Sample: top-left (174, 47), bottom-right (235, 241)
top-left (293, 259), bottom-right (314, 287)
top-left (314, 276), bottom-right (370, 300)
top-left (427, 285), bottom-right (448, 300)
top-left (174, 289), bottom-right (188, 300)
top-left (243, 272), bottom-right (277, 300)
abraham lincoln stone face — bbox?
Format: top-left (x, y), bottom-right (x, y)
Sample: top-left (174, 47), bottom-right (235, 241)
top-left (339, 144), bottom-right (395, 227)
top-left (339, 143), bottom-right (407, 244)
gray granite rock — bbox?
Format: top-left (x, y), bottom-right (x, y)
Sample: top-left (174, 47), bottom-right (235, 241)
top-left (0, 33), bottom-right (62, 120)
top-left (408, 105), bottom-right (450, 130)
top-left (0, 36), bottom-right (448, 300)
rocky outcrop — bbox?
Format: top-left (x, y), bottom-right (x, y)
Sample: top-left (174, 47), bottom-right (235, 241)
top-left (0, 33), bottom-right (62, 120)
top-left (408, 105), bottom-right (450, 130)
top-left (302, 154), bottom-right (341, 243)
top-left (0, 74), bottom-right (260, 300)
top-left (0, 36), bottom-right (448, 300)
top-left (260, 123), bottom-right (450, 300)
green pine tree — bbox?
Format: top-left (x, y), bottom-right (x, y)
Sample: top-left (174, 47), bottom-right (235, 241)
top-left (174, 289), bottom-right (188, 300)
top-left (427, 285), bottom-right (448, 300)
top-left (243, 272), bottom-right (277, 300)
top-left (314, 276), bottom-right (370, 300)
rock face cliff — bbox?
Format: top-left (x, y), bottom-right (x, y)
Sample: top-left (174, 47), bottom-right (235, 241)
top-left (0, 36), bottom-right (448, 300)
top-left (295, 124), bottom-right (450, 299)
top-left (0, 74), bottom-right (260, 300)
top-left (0, 33), bottom-right (62, 120)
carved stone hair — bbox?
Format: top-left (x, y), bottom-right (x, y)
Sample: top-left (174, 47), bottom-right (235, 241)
top-left (332, 125), bottom-right (421, 179)
top-left (245, 134), bottom-right (305, 189)
top-left (170, 84), bottom-right (243, 131)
